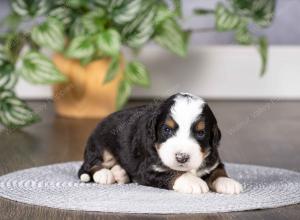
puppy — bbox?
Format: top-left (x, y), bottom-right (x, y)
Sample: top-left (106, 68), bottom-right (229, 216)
top-left (78, 93), bottom-right (242, 194)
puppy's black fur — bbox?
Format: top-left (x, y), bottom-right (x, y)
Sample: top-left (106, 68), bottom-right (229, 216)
top-left (78, 94), bottom-right (228, 190)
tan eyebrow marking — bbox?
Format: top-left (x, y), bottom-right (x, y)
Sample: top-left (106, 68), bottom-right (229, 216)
top-left (195, 120), bottom-right (205, 131)
top-left (165, 117), bottom-right (176, 129)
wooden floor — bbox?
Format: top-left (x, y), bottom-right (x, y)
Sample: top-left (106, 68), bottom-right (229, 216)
top-left (0, 100), bottom-right (300, 220)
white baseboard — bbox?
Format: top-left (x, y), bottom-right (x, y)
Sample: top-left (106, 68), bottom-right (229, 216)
top-left (15, 46), bottom-right (300, 100)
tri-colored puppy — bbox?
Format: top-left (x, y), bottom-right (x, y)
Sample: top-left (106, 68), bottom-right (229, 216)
top-left (78, 93), bottom-right (242, 194)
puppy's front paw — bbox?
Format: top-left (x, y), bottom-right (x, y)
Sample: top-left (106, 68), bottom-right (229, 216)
top-left (173, 173), bottom-right (209, 194)
top-left (93, 168), bottom-right (115, 184)
top-left (212, 177), bottom-right (242, 194)
top-left (111, 165), bottom-right (130, 184)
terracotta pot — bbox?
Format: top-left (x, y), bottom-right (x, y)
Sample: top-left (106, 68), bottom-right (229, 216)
top-left (52, 54), bottom-right (123, 118)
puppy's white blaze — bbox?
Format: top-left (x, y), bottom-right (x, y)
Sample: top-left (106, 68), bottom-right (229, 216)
top-left (171, 94), bottom-right (205, 138)
top-left (212, 177), bottom-right (243, 194)
top-left (158, 94), bottom-right (206, 171)
top-left (93, 168), bottom-right (115, 184)
top-left (173, 173), bottom-right (209, 194)
top-left (178, 92), bottom-right (200, 100)
top-left (80, 173), bottom-right (90, 182)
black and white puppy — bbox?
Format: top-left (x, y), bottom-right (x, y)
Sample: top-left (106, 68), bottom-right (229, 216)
top-left (78, 93), bottom-right (242, 194)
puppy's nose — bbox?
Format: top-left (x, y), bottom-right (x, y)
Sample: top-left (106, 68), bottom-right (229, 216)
top-left (175, 152), bottom-right (190, 163)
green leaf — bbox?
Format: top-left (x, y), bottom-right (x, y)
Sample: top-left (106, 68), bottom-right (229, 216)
top-left (49, 6), bottom-right (72, 25)
top-left (258, 36), bottom-right (268, 76)
top-left (108, 0), bottom-right (126, 12)
top-left (96, 29), bottom-right (121, 56)
top-left (92, 0), bottom-right (109, 7)
top-left (116, 80), bottom-right (131, 110)
top-left (93, 0), bottom-right (124, 11)
top-left (215, 3), bottom-right (242, 31)
top-left (112, 0), bottom-right (142, 25)
top-left (81, 9), bottom-right (106, 34)
top-left (11, 0), bottom-right (30, 17)
top-left (125, 61), bottom-right (150, 87)
top-left (31, 18), bottom-right (65, 51)
top-left (122, 1), bottom-right (157, 48)
top-left (71, 10), bottom-right (106, 36)
top-left (0, 89), bottom-right (40, 128)
top-left (154, 18), bottom-right (189, 57)
top-left (235, 22), bottom-right (253, 45)
top-left (69, 18), bottom-right (86, 37)
top-left (103, 56), bottom-right (120, 84)
top-left (3, 33), bottom-right (25, 63)
top-left (65, 0), bottom-right (87, 8)
top-left (251, 0), bottom-right (276, 27)
top-left (66, 36), bottom-right (95, 59)
top-left (172, 0), bottom-right (182, 17)
top-left (0, 62), bottom-right (18, 90)
top-left (18, 51), bottom-right (66, 84)
top-left (0, 44), bottom-right (10, 66)
top-left (11, 0), bottom-right (49, 17)
top-left (230, 0), bottom-right (254, 15)
top-left (155, 5), bottom-right (176, 25)
top-left (34, 0), bottom-right (49, 16)
top-left (231, 0), bottom-right (276, 27)
top-left (194, 8), bottom-right (215, 15)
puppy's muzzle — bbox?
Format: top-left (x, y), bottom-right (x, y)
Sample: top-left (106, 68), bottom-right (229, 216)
top-left (175, 152), bottom-right (190, 163)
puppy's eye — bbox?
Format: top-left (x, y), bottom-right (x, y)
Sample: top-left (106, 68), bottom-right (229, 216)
top-left (162, 125), bottom-right (173, 136)
top-left (195, 130), bottom-right (205, 138)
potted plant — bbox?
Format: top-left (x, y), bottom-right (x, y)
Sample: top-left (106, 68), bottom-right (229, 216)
top-left (0, 0), bottom-right (275, 128)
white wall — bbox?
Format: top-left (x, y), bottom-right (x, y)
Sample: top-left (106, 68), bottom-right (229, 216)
top-left (16, 46), bottom-right (300, 100)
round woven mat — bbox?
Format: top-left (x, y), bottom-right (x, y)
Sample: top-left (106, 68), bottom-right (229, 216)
top-left (0, 162), bottom-right (300, 214)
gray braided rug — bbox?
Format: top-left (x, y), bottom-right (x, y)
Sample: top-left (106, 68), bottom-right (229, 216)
top-left (0, 162), bottom-right (300, 214)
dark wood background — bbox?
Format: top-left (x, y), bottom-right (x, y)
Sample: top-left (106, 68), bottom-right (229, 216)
top-left (0, 100), bottom-right (299, 220)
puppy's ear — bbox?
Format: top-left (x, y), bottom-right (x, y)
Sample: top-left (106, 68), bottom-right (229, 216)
top-left (146, 111), bottom-right (159, 142)
top-left (210, 123), bottom-right (221, 148)
top-left (204, 103), bottom-right (221, 148)
top-left (145, 97), bottom-right (174, 145)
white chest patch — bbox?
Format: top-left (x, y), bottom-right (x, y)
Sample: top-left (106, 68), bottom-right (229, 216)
top-left (196, 161), bottom-right (220, 177)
